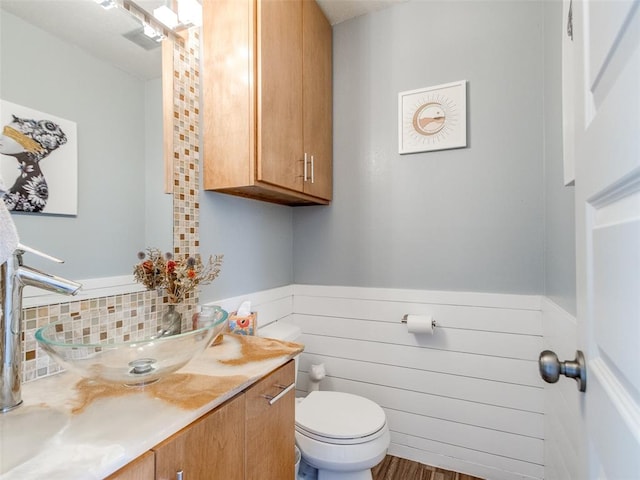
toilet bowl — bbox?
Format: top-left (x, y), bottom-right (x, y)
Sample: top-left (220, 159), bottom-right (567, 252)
top-left (259, 321), bottom-right (390, 480)
top-left (296, 390), bottom-right (390, 480)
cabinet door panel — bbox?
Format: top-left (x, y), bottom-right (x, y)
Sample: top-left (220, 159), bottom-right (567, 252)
top-left (302, 0), bottom-right (332, 200)
top-left (257, 0), bottom-right (304, 191)
top-left (246, 360), bottom-right (296, 480)
top-left (202, 0), bottom-right (256, 190)
top-left (106, 451), bottom-right (154, 480)
top-left (154, 394), bottom-right (245, 480)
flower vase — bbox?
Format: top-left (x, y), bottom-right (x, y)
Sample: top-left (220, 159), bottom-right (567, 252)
top-left (160, 304), bottom-right (182, 336)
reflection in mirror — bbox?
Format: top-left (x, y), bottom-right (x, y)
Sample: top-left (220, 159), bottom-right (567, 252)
top-left (0, 0), bottom-right (172, 280)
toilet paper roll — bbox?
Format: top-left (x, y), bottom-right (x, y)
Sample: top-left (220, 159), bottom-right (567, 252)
top-left (405, 315), bottom-right (435, 335)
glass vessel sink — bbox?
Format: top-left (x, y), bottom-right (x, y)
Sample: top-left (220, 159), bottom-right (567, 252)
top-left (35, 306), bottom-right (228, 386)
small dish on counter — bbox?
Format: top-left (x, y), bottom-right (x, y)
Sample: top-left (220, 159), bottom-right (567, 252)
top-left (35, 306), bottom-right (228, 386)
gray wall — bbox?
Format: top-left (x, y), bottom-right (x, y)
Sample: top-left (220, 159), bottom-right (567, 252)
top-left (543, 1), bottom-right (576, 315)
top-left (293, 0), bottom-right (546, 294)
top-left (201, 0), bottom-right (578, 308)
top-left (198, 192), bottom-right (293, 301)
top-left (144, 77), bottom-right (173, 252)
top-left (1, 11), bottom-right (169, 279)
top-left (2, 0), bottom-right (576, 307)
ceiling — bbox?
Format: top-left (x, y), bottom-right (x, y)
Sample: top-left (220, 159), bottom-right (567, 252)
top-left (0, 0), bottom-right (403, 80)
top-left (318, 0), bottom-right (405, 25)
top-left (1, 0), bottom-right (164, 79)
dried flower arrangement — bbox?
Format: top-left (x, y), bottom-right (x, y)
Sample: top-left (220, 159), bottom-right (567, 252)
top-left (134, 248), bottom-right (223, 303)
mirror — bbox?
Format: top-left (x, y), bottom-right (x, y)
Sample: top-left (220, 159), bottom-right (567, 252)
top-left (0, 0), bottom-right (172, 280)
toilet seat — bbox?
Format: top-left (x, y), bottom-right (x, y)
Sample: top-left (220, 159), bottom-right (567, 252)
top-left (296, 391), bottom-right (387, 445)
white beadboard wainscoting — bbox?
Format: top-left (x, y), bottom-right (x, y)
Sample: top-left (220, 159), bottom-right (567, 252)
top-left (210, 285), bottom-right (294, 327)
top-left (210, 285), bottom-right (580, 480)
top-left (290, 285), bottom-right (545, 480)
top-left (542, 299), bottom-right (580, 480)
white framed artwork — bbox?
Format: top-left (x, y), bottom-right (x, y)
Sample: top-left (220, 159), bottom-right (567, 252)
top-left (398, 80), bottom-right (467, 154)
top-left (0, 99), bottom-right (78, 215)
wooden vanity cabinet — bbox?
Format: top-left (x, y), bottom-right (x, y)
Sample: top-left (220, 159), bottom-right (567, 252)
top-left (153, 394), bottom-right (246, 480)
top-left (246, 359), bottom-right (297, 480)
top-left (202, 0), bottom-right (332, 205)
top-left (106, 451), bottom-right (155, 480)
top-left (112, 360), bottom-right (296, 480)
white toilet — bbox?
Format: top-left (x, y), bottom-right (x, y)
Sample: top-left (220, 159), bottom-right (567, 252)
top-left (260, 321), bottom-right (390, 480)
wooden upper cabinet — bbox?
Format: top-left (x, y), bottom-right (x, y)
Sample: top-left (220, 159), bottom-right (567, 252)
top-left (257, 0), bottom-right (304, 192)
top-left (202, 0), bottom-right (332, 205)
top-left (302, 0), bottom-right (332, 200)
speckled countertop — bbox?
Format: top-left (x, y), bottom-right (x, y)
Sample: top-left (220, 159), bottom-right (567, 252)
top-left (0, 334), bottom-right (303, 480)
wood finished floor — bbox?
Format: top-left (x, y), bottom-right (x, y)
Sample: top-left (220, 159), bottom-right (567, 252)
top-left (372, 455), bottom-right (484, 480)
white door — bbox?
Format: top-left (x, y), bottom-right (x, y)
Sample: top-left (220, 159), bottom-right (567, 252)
top-left (573, 0), bottom-right (640, 478)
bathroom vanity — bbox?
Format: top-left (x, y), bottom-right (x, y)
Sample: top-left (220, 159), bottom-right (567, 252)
top-left (0, 334), bottom-right (302, 480)
top-left (111, 360), bottom-right (295, 480)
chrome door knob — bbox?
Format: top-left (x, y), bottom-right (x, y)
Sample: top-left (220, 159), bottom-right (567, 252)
top-left (538, 350), bottom-right (587, 392)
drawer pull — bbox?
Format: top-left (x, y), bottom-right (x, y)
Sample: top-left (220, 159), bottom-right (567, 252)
top-left (176, 470), bottom-right (184, 480)
top-left (262, 382), bottom-right (295, 405)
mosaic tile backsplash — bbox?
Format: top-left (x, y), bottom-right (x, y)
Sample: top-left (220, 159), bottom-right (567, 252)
top-left (21, 28), bottom-right (201, 384)
top-left (171, 29), bottom-right (200, 262)
top-left (23, 292), bottom-right (190, 382)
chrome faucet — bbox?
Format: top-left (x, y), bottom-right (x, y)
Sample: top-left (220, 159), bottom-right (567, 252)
top-left (1, 244), bottom-right (81, 412)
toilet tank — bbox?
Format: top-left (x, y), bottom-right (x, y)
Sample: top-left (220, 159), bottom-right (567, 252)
top-left (258, 321), bottom-right (302, 385)
top-left (258, 321), bottom-right (302, 342)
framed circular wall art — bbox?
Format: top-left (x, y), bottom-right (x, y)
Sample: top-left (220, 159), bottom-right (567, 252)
top-left (398, 80), bottom-right (467, 154)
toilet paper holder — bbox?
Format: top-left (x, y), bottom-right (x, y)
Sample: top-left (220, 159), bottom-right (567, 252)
top-left (401, 314), bottom-right (437, 328)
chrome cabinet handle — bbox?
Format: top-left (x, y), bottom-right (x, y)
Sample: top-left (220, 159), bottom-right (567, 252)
top-left (262, 382), bottom-right (295, 405)
top-left (311, 155), bottom-right (315, 184)
top-left (539, 350), bottom-right (587, 392)
top-left (176, 470), bottom-right (184, 480)
top-left (303, 153), bottom-right (308, 182)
